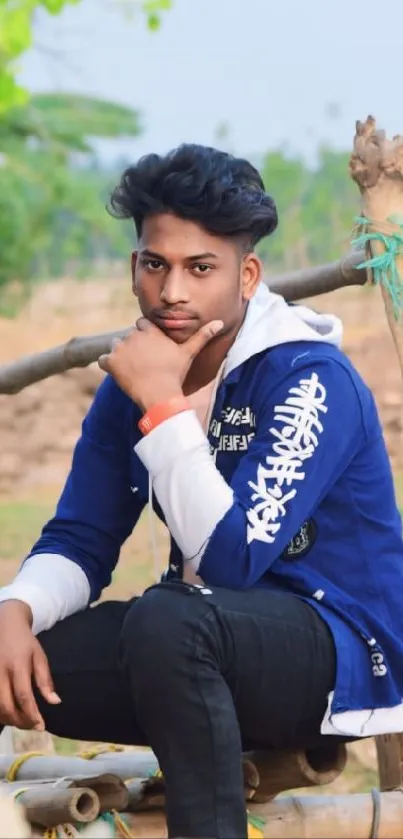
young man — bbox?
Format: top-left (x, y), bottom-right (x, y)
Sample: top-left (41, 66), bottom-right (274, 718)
top-left (0, 144), bottom-right (403, 838)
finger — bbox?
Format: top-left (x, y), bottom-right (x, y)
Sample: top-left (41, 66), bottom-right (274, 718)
top-left (32, 644), bottom-right (61, 706)
top-left (184, 320), bottom-right (224, 359)
top-left (0, 670), bottom-right (22, 728)
top-left (12, 663), bottom-right (45, 730)
top-left (98, 353), bottom-right (111, 372)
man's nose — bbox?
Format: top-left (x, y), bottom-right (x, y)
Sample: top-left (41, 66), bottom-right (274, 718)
top-left (160, 269), bottom-right (190, 305)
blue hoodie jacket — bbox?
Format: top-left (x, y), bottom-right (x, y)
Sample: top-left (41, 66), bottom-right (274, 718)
top-left (4, 283), bottom-right (403, 738)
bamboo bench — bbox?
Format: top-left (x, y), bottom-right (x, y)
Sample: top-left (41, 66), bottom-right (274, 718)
top-left (0, 734), bottom-right (402, 837)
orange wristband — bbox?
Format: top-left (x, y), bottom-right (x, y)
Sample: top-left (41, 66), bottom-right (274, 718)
top-left (138, 396), bottom-right (191, 436)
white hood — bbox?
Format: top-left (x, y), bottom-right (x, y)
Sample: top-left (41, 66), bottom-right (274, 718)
top-left (225, 282), bottom-right (343, 377)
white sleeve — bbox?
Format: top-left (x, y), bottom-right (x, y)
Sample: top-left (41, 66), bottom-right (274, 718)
top-left (0, 554), bottom-right (91, 636)
top-left (135, 410), bottom-right (234, 571)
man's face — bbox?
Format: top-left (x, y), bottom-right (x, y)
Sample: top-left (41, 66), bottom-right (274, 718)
top-left (131, 213), bottom-right (261, 344)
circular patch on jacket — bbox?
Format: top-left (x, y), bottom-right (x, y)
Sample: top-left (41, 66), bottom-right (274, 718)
top-left (281, 519), bottom-right (317, 560)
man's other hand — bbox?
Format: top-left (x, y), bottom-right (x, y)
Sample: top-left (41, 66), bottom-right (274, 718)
top-left (0, 601), bottom-right (61, 731)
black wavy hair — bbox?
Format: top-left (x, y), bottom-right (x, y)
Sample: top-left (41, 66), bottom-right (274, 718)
top-left (108, 143), bottom-right (278, 250)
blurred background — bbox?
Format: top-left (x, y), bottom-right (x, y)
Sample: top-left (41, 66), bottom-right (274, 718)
top-left (0, 0), bottom-right (402, 778)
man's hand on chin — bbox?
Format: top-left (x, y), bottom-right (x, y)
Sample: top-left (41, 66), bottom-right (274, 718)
top-left (98, 316), bottom-right (223, 411)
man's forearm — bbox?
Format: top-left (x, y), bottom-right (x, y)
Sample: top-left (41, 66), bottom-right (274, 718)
top-left (0, 554), bottom-right (91, 635)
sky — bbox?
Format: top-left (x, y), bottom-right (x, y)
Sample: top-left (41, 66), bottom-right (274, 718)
top-left (19, 0), bottom-right (403, 166)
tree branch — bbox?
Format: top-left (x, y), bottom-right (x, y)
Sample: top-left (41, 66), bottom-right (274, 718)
top-left (0, 249), bottom-right (367, 395)
top-left (0, 328), bottom-right (131, 395)
top-left (267, 248), bottom-right (366, 300)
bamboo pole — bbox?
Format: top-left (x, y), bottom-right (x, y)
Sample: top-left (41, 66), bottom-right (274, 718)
top-left (0, 751), bottom-right (158, 783)
top-left (0, 745), bottom-right (348, 820)
top-left (122, 745), bottom-right (346, 812)
top-left (0, 782), bottom-right (99, 827)
top-left (80, 772), bottom-right (129, 812)
top-left (245, 742), bottom-right (347, 803)
top-left (249, 791), bottom-right (403, 839)
top-left (120, 791), bottom-right (403, 839)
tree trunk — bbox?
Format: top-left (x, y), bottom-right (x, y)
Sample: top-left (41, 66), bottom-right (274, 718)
top-left (350, 115), bottom-right (403, 377)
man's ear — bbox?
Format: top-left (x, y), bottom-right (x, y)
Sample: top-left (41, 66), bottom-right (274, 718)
top-left (131, 251), bottom-right (138, 297)
top-left (241, 253), bottom-right (262, 301)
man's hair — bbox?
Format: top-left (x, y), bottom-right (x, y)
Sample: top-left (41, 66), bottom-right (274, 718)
top-left (108, 143), bottom-right (278, 249)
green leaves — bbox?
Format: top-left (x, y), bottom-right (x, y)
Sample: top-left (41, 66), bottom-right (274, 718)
top-left (40, 0), bottom-right (79, 12)
top-left (0, 0), bottom-right (172, 308)
top-left (142, 0), bottom-right (172, 29)
top-left (259, 147), bottom-right (359, 271)
top-left (0, 91), bottom-right (140, 296)
top-left (0, 3), bottom-right (32, 55)
top-left (0, 93), bottom-right (142, 156)
top-left (0, 0), bottom-right (172, 113)
top-left (0, 0), bottom-right (80, 112)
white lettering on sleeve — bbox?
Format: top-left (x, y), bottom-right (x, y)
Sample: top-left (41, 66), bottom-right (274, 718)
top-left (246, 372), bottom-right (328, 545)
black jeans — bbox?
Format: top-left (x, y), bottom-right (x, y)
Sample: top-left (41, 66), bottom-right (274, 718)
top-left (35, 581), bottom-right (337, 838)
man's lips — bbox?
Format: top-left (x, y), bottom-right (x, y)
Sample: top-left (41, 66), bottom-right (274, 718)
top-left (154, 313), bottom-right (197, 330)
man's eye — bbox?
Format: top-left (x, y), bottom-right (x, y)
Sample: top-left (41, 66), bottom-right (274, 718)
top-left (193, 264), bottom-right (212, 274)
top-left (144, 259), bottom-right (164, 271)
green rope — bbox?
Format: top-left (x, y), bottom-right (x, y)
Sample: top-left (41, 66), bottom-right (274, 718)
top-left (352, 215), bottom-right (403, 320)
top-left (247, 814), bottom-right (266, 829)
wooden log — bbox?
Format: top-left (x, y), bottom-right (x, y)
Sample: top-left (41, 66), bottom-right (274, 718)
top-left (350, 115), bottom-right (403, 378)
top-left (0, 328), bottom-right (132, 395)
top-left (0, 783), bottom-right (99, 827)
top-left (122, 744), bottom-right (347, 812)
top-left (268, 248), bottom-right (367, 300)
top-left (79, 772), bottom-right (129, 812)
top-left (0, 773), bottom-right (128, 812)
top-left (376, 734), bottom-right (403, 791)
top-left (248, 791), bottom-right (403, 838)
top-left (245, 742), bottom-right (347, 803)
top-left (0, 250), bottom-right (367, 395)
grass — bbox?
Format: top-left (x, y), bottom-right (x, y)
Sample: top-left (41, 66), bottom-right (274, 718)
top-left (0, 495), bottom-right (169, 594)
top-left (0, 500), bottom-right (54, 563)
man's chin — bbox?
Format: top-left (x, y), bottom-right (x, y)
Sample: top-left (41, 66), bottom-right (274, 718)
top-left (154, 320), bottom-right (199, 343)
top-left (162, 327), bottom-right (195, 344)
